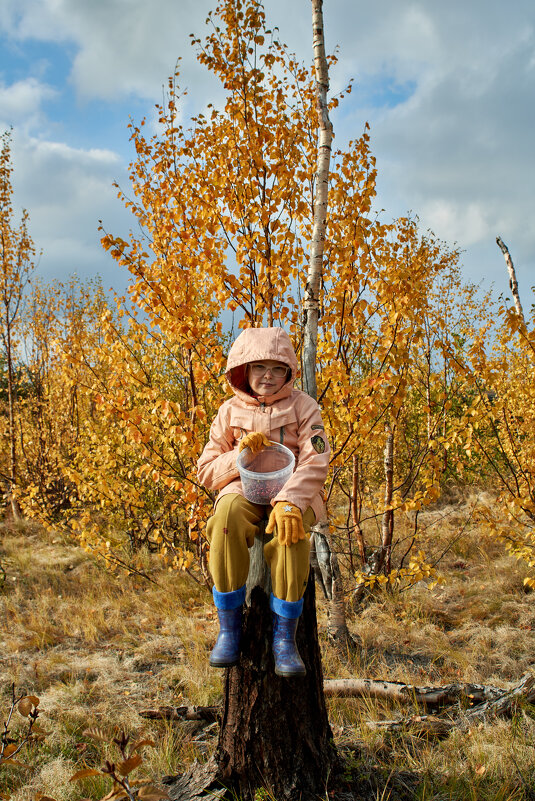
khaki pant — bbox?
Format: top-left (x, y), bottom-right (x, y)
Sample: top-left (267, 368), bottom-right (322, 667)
top-left (206, 493), bottom-right (315, 602)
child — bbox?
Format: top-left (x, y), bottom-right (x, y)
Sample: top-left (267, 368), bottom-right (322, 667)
top-left (197, 327), bottom-right (330, 676)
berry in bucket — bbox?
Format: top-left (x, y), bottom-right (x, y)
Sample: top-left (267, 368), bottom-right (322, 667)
top-left (237, 441), bottom-right (295, 505)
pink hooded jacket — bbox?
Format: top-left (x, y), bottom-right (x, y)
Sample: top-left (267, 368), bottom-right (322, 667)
top-left (197, 327), bottom-right (330, 521)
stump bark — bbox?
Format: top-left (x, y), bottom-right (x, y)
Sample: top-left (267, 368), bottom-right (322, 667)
top-left (165, 528), bottom-right (337, 801)
top-left (216, 581), bottom-right (335, 800)
top-left (216, 526), bottom-right (336, 800)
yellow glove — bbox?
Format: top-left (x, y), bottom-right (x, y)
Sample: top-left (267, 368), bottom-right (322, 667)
top-left (239, 432), bottom-right (271, 454)
top-left (265, 502), bottom-right (306, 546)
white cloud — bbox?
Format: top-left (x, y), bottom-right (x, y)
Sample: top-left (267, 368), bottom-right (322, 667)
top-left (0, 0), bottom-right (218, 101)
top-left (1, 0), bottom-right (534, 300)
top-left (335, 1), bottom-right (535, 293)
top-left (422, 200), bottom-right (489, 248)
top-left (0, 78), bottom-right (56, 130)
top-left (8, 132), bottom-right (131, 289)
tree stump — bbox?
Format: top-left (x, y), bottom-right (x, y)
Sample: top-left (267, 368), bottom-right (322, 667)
top-left (165, 525), bottom-right (337, 801)
top-left (217, 525), bottom-right (336, 800)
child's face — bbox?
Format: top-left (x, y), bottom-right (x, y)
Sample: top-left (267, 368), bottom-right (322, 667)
top-left (247, 360), bottom-right (289, 397)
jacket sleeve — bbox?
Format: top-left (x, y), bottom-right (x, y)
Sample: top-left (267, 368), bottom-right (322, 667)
top-left (271, 394), bottom-right (330, 513)
top-left (197, 403), bottom-right (240, 491)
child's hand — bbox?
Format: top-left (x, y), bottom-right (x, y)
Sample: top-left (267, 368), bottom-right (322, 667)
top-left (238, 432), bottom-right (271, 454)
top-left (266, 502), bottom-right (306, 546)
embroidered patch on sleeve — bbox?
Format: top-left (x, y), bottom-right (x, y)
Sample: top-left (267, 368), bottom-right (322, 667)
top-left (311, 434), bottom-right (326, 453)
top-left (311, 424), bottom-right (324, 431)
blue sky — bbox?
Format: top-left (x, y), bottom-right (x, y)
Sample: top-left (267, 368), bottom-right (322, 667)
top-left (1, 0), bottom-right (534, 306)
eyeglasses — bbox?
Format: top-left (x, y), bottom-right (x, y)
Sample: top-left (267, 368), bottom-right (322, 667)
top-left (249, 363), bottom-right (289, 378)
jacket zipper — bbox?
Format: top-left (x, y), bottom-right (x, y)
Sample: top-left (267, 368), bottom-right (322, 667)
top-left (259, 402), bottom-right (270, 441)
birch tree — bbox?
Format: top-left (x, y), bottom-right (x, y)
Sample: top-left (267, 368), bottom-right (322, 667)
top-left (0, 131), bottom-right (36, 519)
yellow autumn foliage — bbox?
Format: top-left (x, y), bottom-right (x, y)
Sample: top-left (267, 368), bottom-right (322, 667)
top-left (2, 0), bottom-right (529, 595)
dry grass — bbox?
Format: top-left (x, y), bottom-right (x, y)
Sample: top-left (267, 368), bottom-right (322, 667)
top-left (0, 520), bottom-right (221, 799)
top-left (1, 498), bottom-right (535, 800)
top-left (318, 493), bottom-right (535, 800)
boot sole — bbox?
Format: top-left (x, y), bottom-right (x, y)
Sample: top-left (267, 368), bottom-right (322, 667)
top-left (209, 658), bottom-right (239, 668)
top-left (274, 666), bottom-right (306, 677)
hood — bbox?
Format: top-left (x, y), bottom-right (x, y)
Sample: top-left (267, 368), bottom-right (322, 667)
top-left (225, 327), bottom-right (298, 404)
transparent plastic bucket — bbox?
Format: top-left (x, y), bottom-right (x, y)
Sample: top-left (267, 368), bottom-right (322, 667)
top-left (237, 441), bottom-right (295, 505)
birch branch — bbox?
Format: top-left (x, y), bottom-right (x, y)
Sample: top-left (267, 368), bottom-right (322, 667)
top-left (366, 673), bottom-right (535, 735)
top-left (324, 678), bottom-right (504, 707)
top-left (496, 236), bottom-right (525, 322)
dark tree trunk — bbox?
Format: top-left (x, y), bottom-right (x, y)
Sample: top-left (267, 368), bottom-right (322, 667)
top-left (216, 580), bottom-right (336, 801)
top-left (164, 533), bottom-right (338, 801)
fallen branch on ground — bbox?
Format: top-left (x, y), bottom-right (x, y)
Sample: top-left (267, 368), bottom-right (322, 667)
top-left (323, 678), bottom-right (504, 707)
top-left (140, 674), bottom-right (535, 738)
top-left (139, 705), bottom-right (219, 723)
top-left (368, 673), bottom-right (535, 735)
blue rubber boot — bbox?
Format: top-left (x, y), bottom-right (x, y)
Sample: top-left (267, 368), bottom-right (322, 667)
top-left (209, 585), bottom-right (246, 668)
top-left (270, 594), bottom-right (306, 677)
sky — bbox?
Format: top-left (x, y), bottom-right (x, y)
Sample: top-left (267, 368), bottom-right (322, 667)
top-left (0, 0), bottom-right (534, 309)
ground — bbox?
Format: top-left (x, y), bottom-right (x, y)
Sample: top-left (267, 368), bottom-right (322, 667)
top-left (1, 500), bottom-right (535, 800)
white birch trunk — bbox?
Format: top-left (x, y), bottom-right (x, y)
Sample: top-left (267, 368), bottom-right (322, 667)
top-left (5, 322), bottom-right (21, 521)
top-left (302, 0), bottom-right (333, 401)
top-left (380, 424), bottom-right (394, 573)
top-left (303, 1), bottom-right (354, 649)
